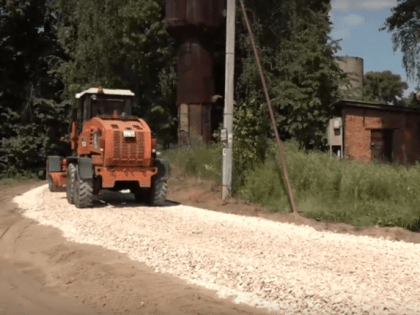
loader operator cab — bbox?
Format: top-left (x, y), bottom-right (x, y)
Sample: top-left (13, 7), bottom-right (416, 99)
top-left (73, 87), bottom-right (135, 133)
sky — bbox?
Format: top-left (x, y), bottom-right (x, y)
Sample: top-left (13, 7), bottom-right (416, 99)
top-left (330, 0), bottom-right (419, 98)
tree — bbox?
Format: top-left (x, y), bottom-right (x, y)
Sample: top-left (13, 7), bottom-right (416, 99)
top-left (0, 0), bottom-right (69, 177)
top-left (361, 71), bottom-right (408, 106)
top-left (381, 0), bottom-right (420, 88)
top-left (227, 0), bottom-right (345, 190)
top-left (234, 1), bottom-right (344, 151)
top-left (407, 91), bottom-right (420, 108)
top-left (52, 0), bottom-right (178, 147)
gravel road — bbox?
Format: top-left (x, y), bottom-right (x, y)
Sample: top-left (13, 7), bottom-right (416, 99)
top-left (14, 185), bottom-right (420, 314)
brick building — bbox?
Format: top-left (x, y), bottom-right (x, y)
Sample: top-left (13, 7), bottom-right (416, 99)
top-left (328, 99), bottom-right (420, 164)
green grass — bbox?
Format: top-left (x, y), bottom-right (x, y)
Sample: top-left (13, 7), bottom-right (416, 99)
top-left (239, 140), bottom-right (420, 231)
top-left (160, 142), bottom-right (222, 182)
top-left (0, 171), bottom-right (40, 189)
top-left (163, 140), bottom-right (420, 232)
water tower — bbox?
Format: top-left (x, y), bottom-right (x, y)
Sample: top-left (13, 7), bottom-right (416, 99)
top-left (165, 0), bottom-right (226, 147)
top-left (335, 56), bottom-right (364, 98)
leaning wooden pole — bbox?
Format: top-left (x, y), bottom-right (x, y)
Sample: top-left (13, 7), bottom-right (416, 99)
top-left (238, 0), bottom-right (298, 214)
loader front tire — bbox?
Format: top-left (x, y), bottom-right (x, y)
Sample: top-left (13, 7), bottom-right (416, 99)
top-left (73, 168), bottom-right (93, 209)
top-left (150, 176), bottom-right (167, 207)
top-left (66, 163), bottom-right (76, 204)
top-left (133, 177), bottom-right (167, 206)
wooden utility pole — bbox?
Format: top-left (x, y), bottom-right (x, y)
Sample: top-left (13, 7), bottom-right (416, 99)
top-left (238, 0), bottom-right (298, 213)
top-left (222, 0), bottom-right (236, 202)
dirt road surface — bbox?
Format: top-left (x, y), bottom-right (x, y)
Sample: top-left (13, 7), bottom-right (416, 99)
top-left (2, 177), bottom-right (420, 315)
top-left (6, 179), bottom-right (420, 315)
top-left (1, 180), bottom-right (271, 315)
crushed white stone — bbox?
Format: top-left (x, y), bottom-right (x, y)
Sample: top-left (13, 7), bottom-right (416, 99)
top-left (14, 185), bottom-right (420, 314)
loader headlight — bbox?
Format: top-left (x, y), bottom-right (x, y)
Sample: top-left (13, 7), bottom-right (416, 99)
top-left (93, 132), bottom-right (99, 148)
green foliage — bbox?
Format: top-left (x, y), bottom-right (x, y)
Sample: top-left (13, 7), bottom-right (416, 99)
top-left (231, 100), bottom-right (271, 190)
top-left (0, 0), bottom-right (68, 178)
top-left (239, 140), bottom-right (420, 231)
top-left (361, 71), bottom-right (409, 106)
top-left (52, 0), bottom-right (177, 147)
top-left (236, 2), bottom-right (344, 148)
top-left (381, 0), bottom-right (420, 85)
top-left (238, 158), bottom-right (290, 211)
top-left (162, 143), bottom-right (222, 182)
top-left (0, 98), bottom-right (72, 178)
top-left (228, 0), bottom-right (344, 191)
top-left (0, 175), bottom-right (35, 188)
top-left (164, 141), bottom-right (420, 231)
top-left (407, 91), bottom-right (420, 109)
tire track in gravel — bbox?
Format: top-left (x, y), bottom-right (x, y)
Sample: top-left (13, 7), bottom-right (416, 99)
top-left (14, 185), bottom-right (420, 315)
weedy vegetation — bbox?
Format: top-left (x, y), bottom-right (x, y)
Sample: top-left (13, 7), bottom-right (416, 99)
top-left (163, 140), bottom-right (420, 232)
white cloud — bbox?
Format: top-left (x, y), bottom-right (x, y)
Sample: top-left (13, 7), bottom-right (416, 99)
top-left (331, 0), bottom-right (397, 11)
top-left (343, 14), bottom-right (365, 26)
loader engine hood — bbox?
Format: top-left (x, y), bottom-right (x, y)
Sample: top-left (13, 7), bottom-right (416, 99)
top-left (80, 117), bottom-right (154, 167)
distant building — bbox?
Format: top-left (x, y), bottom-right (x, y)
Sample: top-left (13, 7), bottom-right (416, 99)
top-left (328, 99), bottom-right (420, 164)
top-left (334, 56), bottom-right (364, 98)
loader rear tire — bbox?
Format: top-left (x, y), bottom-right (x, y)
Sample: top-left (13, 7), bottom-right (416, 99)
top-left (150, 177), bottom-right (167, 207)
top-left (66, 163), bottom-right (76, 204)
top-left (73, 168), bottom-right (93, 209)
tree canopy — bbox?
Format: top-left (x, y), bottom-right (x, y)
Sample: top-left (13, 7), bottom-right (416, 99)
top-left (52, 0), bottom-right (178, 142)
top-left (381, 0), bottom-right (420, 88)
top-left (361, 71), bottom-right (408, 106)
top-left (0, 0), bottom-right (69, 177)
top-left (0, 0), bottom-right (346, 179)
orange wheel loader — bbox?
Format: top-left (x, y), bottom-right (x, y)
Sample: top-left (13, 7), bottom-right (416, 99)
top-left (46, 87), bottom-right (169, 208)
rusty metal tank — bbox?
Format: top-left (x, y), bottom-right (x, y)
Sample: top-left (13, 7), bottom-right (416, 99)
top-left (166, 0), bottom-right (225, 37)
top-left (165, 0), bottom-right (226, 146)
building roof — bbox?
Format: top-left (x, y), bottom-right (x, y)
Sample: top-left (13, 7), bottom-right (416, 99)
top-left (331, 99), bottom-right (420, 114)
top-left (75, 88), bottom-right (135, 99)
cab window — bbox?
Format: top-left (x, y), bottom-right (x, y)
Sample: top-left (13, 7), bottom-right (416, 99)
top-left (91, 98), bottom-right (130, 116)
top-left (83, 97), bottom-right (90, 122)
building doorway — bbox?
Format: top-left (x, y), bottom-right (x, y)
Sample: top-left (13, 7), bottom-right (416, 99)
top-left (371, 129), bottom-right (393, 162)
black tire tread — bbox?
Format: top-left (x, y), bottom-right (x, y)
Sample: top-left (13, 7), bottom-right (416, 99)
top-left (150, 178), bottom-right (167, 206)
top-left (66, 164), bottom-right (76, 204)
top-left (73, 167), bottom-right (93, 208)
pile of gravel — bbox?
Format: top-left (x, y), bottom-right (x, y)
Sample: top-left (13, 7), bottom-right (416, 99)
top-left (14, 185), bottom-right (420, 314)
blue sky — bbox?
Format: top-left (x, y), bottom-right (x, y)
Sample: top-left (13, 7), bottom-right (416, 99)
top-left (330, 0), bottom-right (419, 98)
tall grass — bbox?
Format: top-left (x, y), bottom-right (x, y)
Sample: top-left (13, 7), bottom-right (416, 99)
top-left (239, 140), bottom-right (420, 231)
top-left (161, 142), bottom-right (222, 182)
top-left (162, 140), bottom-right (420, 231)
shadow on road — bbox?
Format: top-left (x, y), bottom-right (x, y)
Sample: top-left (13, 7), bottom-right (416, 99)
top-left (59, 190), bottom-right (180, 208)
top-left (89, 189), bottom-right (180, 208)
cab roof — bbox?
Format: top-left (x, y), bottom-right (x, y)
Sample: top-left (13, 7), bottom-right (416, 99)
top-left (75, 88), bottom-right (135, 99)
